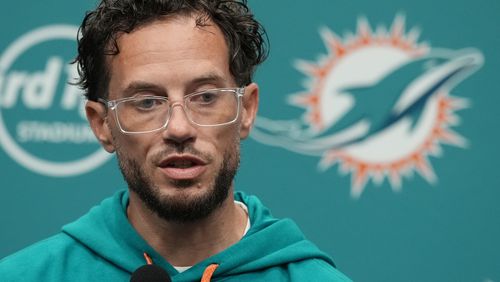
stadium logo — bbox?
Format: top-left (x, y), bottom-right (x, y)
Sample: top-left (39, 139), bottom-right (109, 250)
top-left (0, 25), bottom-right (112, 177)
top-left (252, 15), bottom-right (483, 198)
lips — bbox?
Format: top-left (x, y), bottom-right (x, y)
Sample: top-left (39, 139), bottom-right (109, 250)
top-left (158, 155), bottom-right (207, 180)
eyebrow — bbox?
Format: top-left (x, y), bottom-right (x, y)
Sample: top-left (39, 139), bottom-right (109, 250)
top-left (121, 81), bottom-right (165, 98)
top-left (120, 72), bottom-right (230, 98)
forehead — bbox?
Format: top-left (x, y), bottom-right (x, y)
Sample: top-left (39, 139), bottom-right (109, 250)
top-left (107, 15), bottom-right (233, 98)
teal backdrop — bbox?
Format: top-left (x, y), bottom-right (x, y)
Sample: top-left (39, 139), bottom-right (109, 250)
top-left (1, 1), bottom-right (499, 281)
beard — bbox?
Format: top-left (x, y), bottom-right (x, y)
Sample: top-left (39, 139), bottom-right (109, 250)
top-left (115, 141), bottom-right (239, 223)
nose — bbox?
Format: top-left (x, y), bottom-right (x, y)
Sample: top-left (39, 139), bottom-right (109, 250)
top-left (162, 103), bottom-right (196, 145)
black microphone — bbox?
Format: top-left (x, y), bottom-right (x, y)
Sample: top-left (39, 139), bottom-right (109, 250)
top-left (130, 264), bottom-right (172, 282)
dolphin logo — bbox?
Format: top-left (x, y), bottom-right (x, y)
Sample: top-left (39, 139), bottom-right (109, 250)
top-left (252, 49), bottom-right (483, 156)
top-left (251, 15), bottom-right (485, 197)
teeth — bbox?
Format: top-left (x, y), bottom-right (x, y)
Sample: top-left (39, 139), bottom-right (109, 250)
top-left (170, 160), bottom-right (194, 168)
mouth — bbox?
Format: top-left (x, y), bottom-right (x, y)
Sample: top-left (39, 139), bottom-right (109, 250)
top-left (158, 155), bottom-right (208, 180)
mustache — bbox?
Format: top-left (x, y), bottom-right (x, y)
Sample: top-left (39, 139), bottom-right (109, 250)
top-left (151, 144), bottom-right (213, 164)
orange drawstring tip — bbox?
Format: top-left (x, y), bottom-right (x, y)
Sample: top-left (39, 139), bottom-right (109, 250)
top-left (143, 252), bottom-right (153, 265)
top-left (201, 264), bottom-right (219, 282)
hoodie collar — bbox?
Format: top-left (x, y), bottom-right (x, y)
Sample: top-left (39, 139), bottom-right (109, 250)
top-left (62, 190), bottom-right (335, 281)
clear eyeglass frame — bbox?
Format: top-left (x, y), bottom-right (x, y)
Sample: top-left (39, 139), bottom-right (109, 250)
top-left (98, 87), bottom-right (245, 134)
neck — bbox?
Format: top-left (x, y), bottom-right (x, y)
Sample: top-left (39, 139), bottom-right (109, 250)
top-left (127, 189), bottom-right (247, 266)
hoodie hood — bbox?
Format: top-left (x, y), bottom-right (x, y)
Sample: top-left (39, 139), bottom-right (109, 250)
top-left (62, 190), bottom-right (340, 281)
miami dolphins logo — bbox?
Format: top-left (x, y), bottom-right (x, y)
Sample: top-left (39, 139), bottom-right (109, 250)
top-left (252, 15), bottom-right (484, 198)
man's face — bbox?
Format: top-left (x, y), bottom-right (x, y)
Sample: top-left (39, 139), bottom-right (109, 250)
top-left (86, 15), bottom-right (258, 222)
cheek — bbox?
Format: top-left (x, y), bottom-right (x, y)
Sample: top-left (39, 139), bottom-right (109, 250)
top-left (198, 126), bottom-right (239, 156)
top-left (207, 124), bottom-right (239, 144)
top-left (211, 126), bottom-right (240, 156)
top-left (112, 130), bottom-right (152, 163)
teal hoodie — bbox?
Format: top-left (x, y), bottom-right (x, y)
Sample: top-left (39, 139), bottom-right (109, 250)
top-left (0, 190), bottom-right (351, 281)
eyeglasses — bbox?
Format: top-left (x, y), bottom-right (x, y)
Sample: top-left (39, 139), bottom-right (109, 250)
top-left (99, 87), bottom-right (244, 134)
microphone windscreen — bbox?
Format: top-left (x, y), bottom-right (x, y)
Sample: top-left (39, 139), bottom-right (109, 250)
top-left (130, 264), bottom-right (171, 282)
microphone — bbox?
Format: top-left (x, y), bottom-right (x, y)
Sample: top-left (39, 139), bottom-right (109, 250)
top-left (130, 264), bottom-right (172, 282)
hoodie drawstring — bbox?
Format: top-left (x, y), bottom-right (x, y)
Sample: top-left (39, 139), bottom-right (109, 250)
top-left (201, 264), bottom-right (219, 282)
top-left (143, 252), bottom-right (219, 281)
top-left (143, 252), bottom-right (153, 265)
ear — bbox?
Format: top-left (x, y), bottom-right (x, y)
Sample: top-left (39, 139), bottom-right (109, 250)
top-left (239, 83), bottom-right (259, 139)
top-left (86, 100), bottom-right (115, 153)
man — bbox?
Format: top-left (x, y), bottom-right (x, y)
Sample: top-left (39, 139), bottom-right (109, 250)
top-left (0, 0), bottom-right (351, 281)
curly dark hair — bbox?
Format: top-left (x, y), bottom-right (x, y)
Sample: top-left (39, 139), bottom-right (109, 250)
top-left (75, 0), bottom-right (268, 101)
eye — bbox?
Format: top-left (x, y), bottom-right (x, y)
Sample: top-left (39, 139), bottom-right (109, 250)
top-left (131, 97), bottom-right (165, 110)
top-left (190, 91), bottom-right (218, 105)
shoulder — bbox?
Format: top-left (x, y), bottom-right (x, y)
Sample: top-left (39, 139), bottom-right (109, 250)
top-left (0, 232), bottom-right (76, 264)
top-left (287, 258), bottom-right (352, 281)
top-left (223, 258), bottom-right (352, 282)
top-left (0, 233), bottom-right (76, 281)
top-left (0, 232), bottom-right (117, 282)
